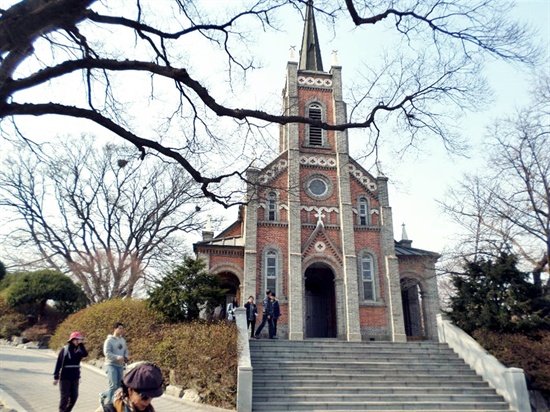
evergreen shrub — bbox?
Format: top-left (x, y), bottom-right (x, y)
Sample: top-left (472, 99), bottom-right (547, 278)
top-left (0, 296), bottom-right (27, 338)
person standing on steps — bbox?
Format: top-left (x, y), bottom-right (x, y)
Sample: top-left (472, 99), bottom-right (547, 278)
top-left (254, 289), bottom-right (274, 339)
top-left (53, 331), bottom-right (88, 412)
top-left (271, 292), bottom-right (281, 339)
top-left (244, 295), bottom-right (258, 338)
top-left (99, 322), bottom-right (129, 405)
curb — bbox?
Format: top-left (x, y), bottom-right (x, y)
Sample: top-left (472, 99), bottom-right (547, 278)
top-left (0, 387), bottom-right (28, 412)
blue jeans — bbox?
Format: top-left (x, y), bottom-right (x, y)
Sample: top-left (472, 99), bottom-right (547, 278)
top-left (101, 364), bottom-right (124, 403)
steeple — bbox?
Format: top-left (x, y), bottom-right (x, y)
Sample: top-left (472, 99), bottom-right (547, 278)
top-left (299, 0), bottom-right (324, 72)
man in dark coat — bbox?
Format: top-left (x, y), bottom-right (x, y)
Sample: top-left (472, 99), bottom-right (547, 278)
top-left (244, 295), bottom-right (258, 338)
top-left (271, 292), bottom-right (281, 339)
top-left (53, 331), bottom-right (88, 412)
top-left (254, 289), bottom-right (275, 339)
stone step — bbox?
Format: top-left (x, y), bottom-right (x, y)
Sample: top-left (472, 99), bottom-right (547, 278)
top-left (254, 367), bottom-right (476, 379)
top-left (252, 387), bottom-right (498, 395)
top-left (253, 394), bottom-right (506, 404)
top-left (251, 401), bottom-right (511, 411)
top-left (252, 378), bottom-right (489, 387)
top-left (250, 341), bottom-right (454, 352)
top-left (252, 360), bottom-right (471, 370)
top-left (251, 351), bottom-right (460, 359)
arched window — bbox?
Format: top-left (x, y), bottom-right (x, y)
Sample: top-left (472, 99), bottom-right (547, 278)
top-left (361, 255), bottom-right (375, 301)
top-left (265, 251), bottom-right (277, 296)
top-left (308, 104), bottom-right (323, 146)
top-left (267, 191), bottom-right (277, 221)
top-left (358, 197), bottom-right (369, 226)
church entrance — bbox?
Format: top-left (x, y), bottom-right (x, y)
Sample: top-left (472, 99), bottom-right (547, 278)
top-left (218, 271), bottom-right (241, 309)
top-left (305, 263), bottom-right (336, 338)
top-left (401, 277), bottom-right (425, 340)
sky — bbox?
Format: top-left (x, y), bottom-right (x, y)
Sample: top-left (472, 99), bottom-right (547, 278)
top-left (0, 0), bottom-right (549, 264)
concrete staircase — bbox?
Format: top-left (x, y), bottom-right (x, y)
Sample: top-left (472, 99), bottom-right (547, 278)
top-left (250, 340), bottom-right (512, 411)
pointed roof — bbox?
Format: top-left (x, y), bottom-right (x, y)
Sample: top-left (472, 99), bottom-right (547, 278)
top-left (299, 0), bottom-right (324, 72)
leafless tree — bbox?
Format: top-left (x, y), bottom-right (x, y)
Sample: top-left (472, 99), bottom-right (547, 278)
top-left (0, 0), bottom-right (538, 206)
top-left (439, 74), bottom-right (550, 287)
top-left (0, 136), bottom-right (207, 302)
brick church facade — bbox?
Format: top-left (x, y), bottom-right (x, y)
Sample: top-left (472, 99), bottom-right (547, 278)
top-left (194, 2), bottom-right (440, 342)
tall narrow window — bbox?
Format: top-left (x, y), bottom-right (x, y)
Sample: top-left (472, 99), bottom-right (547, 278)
top-left (361, 255), bottom-right (375, 300)
top-left (268, 192), bottom-right (277, 221)
top-left (266, 251), bottom-right (277, 295)
top-left (308, 104), bottom-right (323, 146)
top-left (359, 198), bottom-right (369, 226)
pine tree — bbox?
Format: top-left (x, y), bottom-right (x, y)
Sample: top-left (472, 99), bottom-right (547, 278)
top-left (449, 253), bottom-right (550, 334)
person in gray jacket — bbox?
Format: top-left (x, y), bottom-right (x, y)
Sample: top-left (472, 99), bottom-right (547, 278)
top-left (99, 322), bottom-right (129, 405)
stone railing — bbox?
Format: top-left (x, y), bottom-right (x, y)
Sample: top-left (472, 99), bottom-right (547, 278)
top-left (235, 307), bottom-right (252, 412)
top-left (437, 314), bottom-right (530, 412)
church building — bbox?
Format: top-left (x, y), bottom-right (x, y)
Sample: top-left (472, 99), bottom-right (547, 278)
top-left (194, 2), bottom-right (440, 342)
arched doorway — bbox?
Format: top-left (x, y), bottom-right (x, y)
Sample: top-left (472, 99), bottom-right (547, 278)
top-left (305, 263), bottom-right (336, 338)
top-left (218, 271), bottom-right (241, 307)
top-left (401, 277), bottom-right (425, 340)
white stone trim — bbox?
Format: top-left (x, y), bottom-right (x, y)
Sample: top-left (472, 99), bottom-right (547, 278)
top-left (299, 155), bottom-right (337, 167)
top-left (298, 76), bottom-right (333, 88)
top-left (348, 164), bottom-right (377, 191)
top-left (210, 263), bottom-right (244, 283)
top-left (258, 159), bottom-right (288, 184)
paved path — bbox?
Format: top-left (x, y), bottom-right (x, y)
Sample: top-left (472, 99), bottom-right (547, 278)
top-left (0, 345), bottom-right (233, 412)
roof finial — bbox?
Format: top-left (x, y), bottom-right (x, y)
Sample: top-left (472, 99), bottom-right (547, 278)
top-left (289, 45), bottom-right (297, 62)
top-left (332, 50), bottom-right (339, 66)
top-left (401, 223), bottom-right (408, 241)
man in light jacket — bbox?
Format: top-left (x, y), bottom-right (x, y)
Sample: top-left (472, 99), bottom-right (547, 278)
top-left (99, 322), bottom-right (129, 405)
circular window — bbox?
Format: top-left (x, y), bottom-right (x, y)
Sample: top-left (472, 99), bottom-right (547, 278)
top-left (309, 179), bottom-right (327, 196)
top-left (304, 174), bottom-right (333, 200)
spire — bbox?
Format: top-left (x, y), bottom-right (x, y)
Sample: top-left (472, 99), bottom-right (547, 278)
top-left (401, 223), bottom-right (409, 241)
top-left (299, 0), bottom-right (324, 72)
top-left (400, 223), bottom-right (413, 248)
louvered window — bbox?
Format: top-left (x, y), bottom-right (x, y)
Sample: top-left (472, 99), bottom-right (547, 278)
top-left (308, 104), bottom-right (323, 146)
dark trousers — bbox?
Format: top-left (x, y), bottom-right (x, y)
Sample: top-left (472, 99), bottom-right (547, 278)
top-left (59, 379), bottom-right (79, 412)
top-left (255, 314), bottom-right (274, 338)
top-left (273, 317), bottom-right (278, 336)
top-left (247, 319), bottom-right (256, 338)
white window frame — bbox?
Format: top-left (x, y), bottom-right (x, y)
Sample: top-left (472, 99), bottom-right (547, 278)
top-left (265, 250), bottom-right (277, 296)
top-left (358, 197), bottom-right (370, 226)
top-left (267, 191), bottom-right (277, 221)
top-left (361, 255), bottom-right (375, 301)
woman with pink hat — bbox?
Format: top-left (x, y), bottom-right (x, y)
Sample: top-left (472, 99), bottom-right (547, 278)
top-left (53, 331), bottom-right (88, 412)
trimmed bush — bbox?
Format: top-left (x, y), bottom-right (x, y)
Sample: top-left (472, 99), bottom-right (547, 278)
top-left (136, 321), bottom-right (238, 408)
top-left (473, 329), bottom-right (550, 396)
top-left (51, 299), bottom-right (164, 359)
